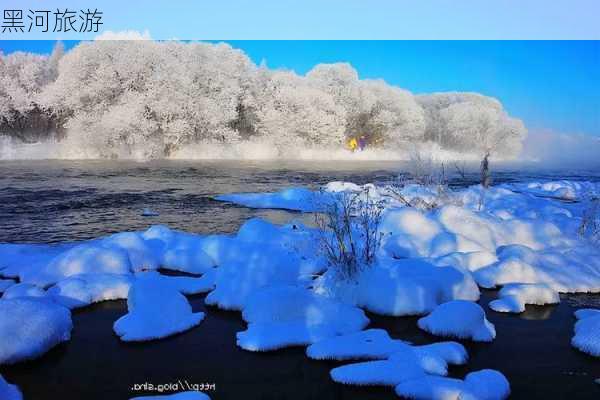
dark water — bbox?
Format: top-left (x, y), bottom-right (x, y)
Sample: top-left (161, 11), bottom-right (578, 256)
top-left (1, 160), bottom-right (599, 244)
top-left (1, 160), bottom-right (600, 399)
top-left (1, 290), bottom-right (599, 400)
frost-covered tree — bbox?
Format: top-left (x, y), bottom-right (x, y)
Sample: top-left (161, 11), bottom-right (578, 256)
top-left (1, 41), bottom-right (527, 159)
top-left (418, 92), bottom-right (526, 157)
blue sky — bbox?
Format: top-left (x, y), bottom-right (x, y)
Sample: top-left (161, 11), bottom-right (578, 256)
top-left (1, 40), bottom-right (599, 138)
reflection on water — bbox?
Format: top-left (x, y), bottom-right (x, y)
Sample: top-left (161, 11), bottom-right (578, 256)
top-left (518, 304), bottom-right (558, 321)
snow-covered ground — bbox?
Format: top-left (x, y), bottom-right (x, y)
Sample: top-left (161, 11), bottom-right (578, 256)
top-left (1, 178), bottom-right (599, 399)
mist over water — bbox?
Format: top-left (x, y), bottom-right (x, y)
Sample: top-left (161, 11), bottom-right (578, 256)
top-left (1, 160), bottom-right (599, 244)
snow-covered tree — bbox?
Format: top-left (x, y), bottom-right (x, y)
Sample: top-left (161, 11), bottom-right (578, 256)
top-left (2, 41), bottom-right (527, 159)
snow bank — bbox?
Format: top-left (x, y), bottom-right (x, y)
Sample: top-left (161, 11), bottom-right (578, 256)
top-left (571, 308), bottom-right (600, 357)
top-left (395, 369), bottom-right (510, 400)
top-left (0, 298), bottom-right (72, 364)
top-left (130, 392), bottom-right (211, 400)
top-left (489, 283), bottom-right (560, 313)
top-left (418, 301), bottom-right (496, 342)
top-left (113, 273), bottom-right (204, 341)
top-left (237, 285), bottom-right (368, 351)
top-left (0, 375), bottom-right (22, 400)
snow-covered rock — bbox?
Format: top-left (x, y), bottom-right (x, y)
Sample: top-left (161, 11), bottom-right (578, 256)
top-left (571, 308), bottom-right (600, 357)
top-left (236, 286), bottom-right (368, 351)
top-left (0, 298), bottom-right (72, 364)
top-left (395, 369), bottom-right (510, 400)
top-left (489, 283), bottom-right (560, 313)
top-left (307, 329), bottom-right (407, 361)
top-left (418, 300), bottom-right (496, 342)
top-left (113, 273), bottom-right (204, 341)
top-left (0, 374), bottom-right (22, 400)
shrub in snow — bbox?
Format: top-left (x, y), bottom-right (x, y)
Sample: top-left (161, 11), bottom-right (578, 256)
top-left (0, 298), bottom-right (72, 364)
top-left (571, 308), bottom-right (600, 357)
top-left (113, 273), bottom-right (204, 341)
top-left (0, 374), bottom-right (22, 400)
top-left (489, 283), bottom-right (560, 313)
top-left (130, 391), bottom-right (210, 400)
top-left (236, 286), bottom-right (368, 351)
top-left (395, 369), bottom-right (510, 400)
top-left (315, 188), bottom-right (384, 280)
top-left (418, 300), bottom-right (496, 342)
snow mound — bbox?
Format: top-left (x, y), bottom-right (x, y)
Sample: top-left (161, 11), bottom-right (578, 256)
top-left (0, 298), bottom-right (72, 364)
top-left (330, 358), bottom-right (427, 387)
top-left (395, 369), bottom-right (510, 400)
top-left (142, 226), bottom-right (216, 274)
top-left (113, 273), bottom-right (204, 341)
top-left (315, 258), bottom-right (479, 317)
top-left (214, 187), bottom-right (320, 212)
top-left (418, 301), bottom-right (496, 342)
top-left (306, 329), bottom-right (467, 372)
top-left (571, 308), bottom-right (600, 357)
top-left (237, 286), bottom-right (368, 351)
top-left (141, 208), bottom-right (160, 217)
top-left (25, 243), bottom-right (132, 287)
top-left (306, 329), bottom-right (406, 360)
top-left (505, 180), bottom-right (600, 201)
top-left (0, 374), bottom-right (22, 400)
top-left (474, 244), bottom-right (600, 293)
top-left (47, 273), bottom-right (134, 309)
top-left (130, 391), bottom-right (211, 400)
top-left (2, 283), bottom-right (47, 300)
top-left (489, 283), bottom-right (560, 313)
top-left (206, 219), bottom-right (324, 310)
top-left (0, 279), bottom-right (16, 293)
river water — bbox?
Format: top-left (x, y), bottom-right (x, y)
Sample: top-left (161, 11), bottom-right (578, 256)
top-left (0, 160), bottom-right (599, 399)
